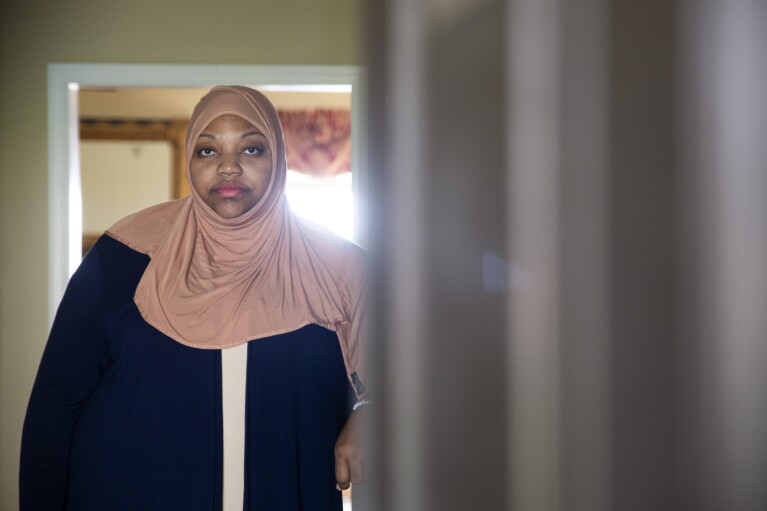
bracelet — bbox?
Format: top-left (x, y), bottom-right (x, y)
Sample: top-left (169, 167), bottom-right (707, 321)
top-left (352, 398), bottom-right (372, 411)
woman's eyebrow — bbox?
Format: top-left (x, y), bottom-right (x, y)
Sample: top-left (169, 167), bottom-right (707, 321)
top-left (198, 133), bottom-right (215, 140)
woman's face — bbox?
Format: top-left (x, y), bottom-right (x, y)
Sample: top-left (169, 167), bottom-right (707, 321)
top-left (190, 114), bottom-right (273, 219)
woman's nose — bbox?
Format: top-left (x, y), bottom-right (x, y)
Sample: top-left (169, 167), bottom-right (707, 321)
top-left (217, 153), bottom-right (242, 175)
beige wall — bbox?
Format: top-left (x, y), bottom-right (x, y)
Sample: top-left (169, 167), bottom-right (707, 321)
top-left (0, 0), bottom-right (359, 505)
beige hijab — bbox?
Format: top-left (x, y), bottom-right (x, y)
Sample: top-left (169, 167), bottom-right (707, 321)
top-left (106, 86), bottom-right (368, 398)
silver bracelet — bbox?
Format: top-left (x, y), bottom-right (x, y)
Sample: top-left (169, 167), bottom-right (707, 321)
top-left (352, 398), bottom-right (372, 411)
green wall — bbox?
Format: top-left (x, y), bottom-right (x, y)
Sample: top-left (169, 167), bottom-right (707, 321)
top-left (0, 0), bottom-right (359, 505)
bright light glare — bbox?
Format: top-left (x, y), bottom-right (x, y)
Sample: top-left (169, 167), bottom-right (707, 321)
top-left (285, 170), bottom-right (354, 240)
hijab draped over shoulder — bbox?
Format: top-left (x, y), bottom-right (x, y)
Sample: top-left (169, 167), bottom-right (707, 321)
top-left (106, 86), bottom-right (368, 398)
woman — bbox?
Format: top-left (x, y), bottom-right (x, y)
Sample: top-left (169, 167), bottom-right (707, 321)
top-left (20, 86), bottom-right (368, 510)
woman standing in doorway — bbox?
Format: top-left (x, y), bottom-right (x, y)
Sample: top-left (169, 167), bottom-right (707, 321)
top-left (20, 86), bottom-right (368, 510)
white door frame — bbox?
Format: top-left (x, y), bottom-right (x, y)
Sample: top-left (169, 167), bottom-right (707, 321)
top-left (47, 63), bottom-right (367, 324)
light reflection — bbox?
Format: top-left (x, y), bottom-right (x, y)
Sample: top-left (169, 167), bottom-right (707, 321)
top-left (285, 169), bottom-right (354, 241)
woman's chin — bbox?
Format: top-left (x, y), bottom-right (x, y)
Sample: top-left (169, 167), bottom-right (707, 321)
top-left (209, 199), bottom-right (257, 219)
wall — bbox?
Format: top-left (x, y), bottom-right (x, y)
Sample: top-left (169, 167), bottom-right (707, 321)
top-left (0, 0), bottom-right (359, 505)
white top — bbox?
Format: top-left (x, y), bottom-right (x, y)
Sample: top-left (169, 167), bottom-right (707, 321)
top-left (221, 343), bottom-right (248, 510)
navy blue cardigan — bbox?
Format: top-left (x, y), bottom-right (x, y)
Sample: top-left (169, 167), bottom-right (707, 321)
top-left (20, 235), bottom-right (352, 510)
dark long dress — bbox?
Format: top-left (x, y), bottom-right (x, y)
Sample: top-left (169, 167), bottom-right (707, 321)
top-left (20, 235), bottom-right (353, 510)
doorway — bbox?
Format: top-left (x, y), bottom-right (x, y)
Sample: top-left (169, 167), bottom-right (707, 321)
top-left (47, 63), bottom-right (367, 323)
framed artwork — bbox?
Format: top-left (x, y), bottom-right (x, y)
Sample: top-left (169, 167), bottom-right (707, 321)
top-left (80, 118), bottom-right (190, 198)
top-left (80, 119), bottom-right (189, 255)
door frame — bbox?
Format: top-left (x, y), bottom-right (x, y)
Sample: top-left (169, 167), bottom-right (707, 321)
top-left (47, 63), bottom-right (367, 324)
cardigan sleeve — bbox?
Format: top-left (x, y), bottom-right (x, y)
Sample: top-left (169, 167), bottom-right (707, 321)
top-left (20, 242), bottom-right (110, 510)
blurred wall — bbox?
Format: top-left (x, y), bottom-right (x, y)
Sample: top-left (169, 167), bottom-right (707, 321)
top-left (365, 1), bottom-right (766, 510)
top-left (0, 0), bottom-right (359, 505)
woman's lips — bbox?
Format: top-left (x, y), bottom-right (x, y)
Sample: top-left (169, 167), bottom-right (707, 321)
top-left (214, 182), bottom-right (247, 198)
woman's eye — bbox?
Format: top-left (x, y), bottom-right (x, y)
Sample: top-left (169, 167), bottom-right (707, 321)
top-left (197, 147), bottom-right (216, 157)
top-left (243, 147), bottom-right (263, 156)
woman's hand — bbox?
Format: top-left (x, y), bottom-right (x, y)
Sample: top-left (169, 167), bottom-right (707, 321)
top-left (335, 407), bottom-right (368, 490)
